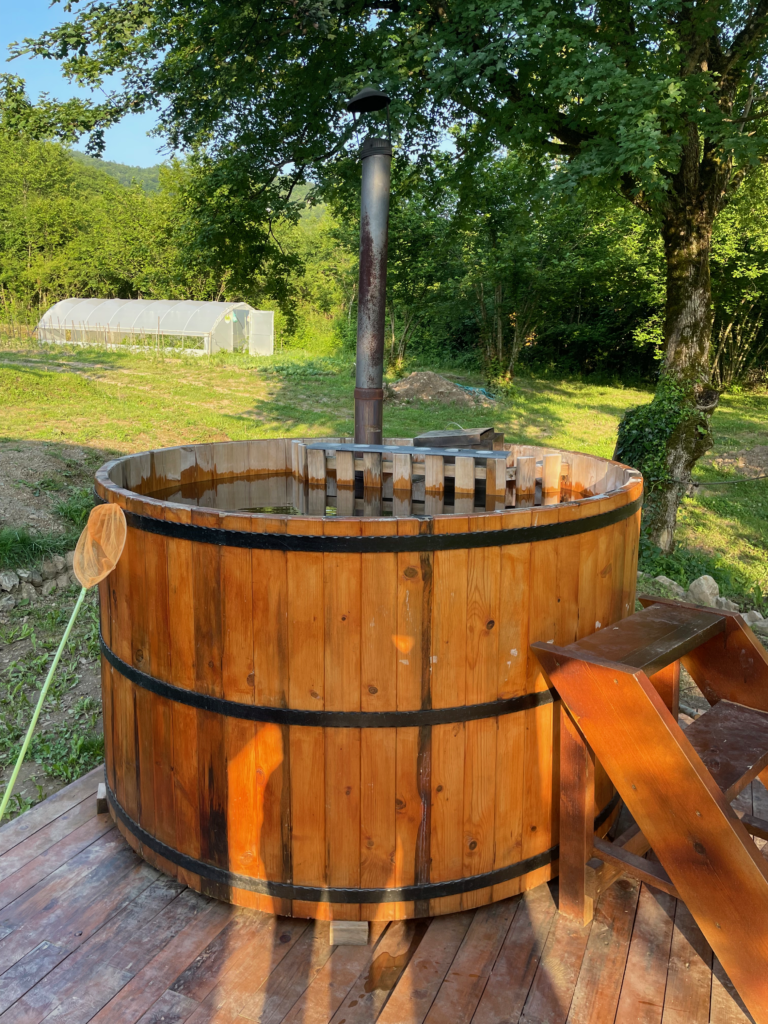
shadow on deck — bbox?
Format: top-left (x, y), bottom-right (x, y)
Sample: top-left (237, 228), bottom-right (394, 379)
top-left (0, 766), bottom-right (758, 1023)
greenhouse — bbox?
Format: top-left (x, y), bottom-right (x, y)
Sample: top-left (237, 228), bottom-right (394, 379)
top-left (36, 298), bottom-right (274, 356)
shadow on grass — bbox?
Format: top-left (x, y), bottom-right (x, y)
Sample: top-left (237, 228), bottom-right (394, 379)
top-left (223, 363), bottom-right (578, 446)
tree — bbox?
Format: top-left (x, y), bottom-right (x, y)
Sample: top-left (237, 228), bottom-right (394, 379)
top-left (13, 3), bottom-right (768, 547)
top-left (709, 165), bottom-right (768, 386)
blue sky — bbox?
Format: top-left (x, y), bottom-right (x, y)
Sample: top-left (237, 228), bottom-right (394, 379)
top-left (2, 0), bottom-right (164, 166)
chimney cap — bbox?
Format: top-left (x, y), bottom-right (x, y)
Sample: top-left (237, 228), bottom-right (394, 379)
top-left (346, 87), bottom-right (391, 114)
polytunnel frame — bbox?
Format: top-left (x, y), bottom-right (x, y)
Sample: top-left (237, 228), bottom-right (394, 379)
top-left (36, 298), bottom-right (265, 356)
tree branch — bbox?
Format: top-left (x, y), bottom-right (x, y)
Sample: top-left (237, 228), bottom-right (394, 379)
top-left (619, 173), bottom-right (652, 214)
top-left (718, 1), bottom-right (768, 81)
top-left (540, 140), bottom-right (582, 157)
top-left (499, 70), bottom-right (594, 151)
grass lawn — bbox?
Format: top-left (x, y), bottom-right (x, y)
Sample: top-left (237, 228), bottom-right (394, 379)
top-left (0, 337), bottom-right (766, 607)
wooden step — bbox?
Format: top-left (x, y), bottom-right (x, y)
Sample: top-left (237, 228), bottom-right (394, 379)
top-left (684, 700), bottom-right (768, 801)
top-left (639, 595), bottom-right (768, 714)
top-left (556, 601), bottom-right (725, 677)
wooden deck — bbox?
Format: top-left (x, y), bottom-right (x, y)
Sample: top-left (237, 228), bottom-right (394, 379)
top-left (0, 766), bottom-right (761, 1024)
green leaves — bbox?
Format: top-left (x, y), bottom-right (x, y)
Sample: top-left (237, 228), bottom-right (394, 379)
top-left (0, 129), bottom-right (304, 320)
top-left (6, 0), bottom-right (767, 229)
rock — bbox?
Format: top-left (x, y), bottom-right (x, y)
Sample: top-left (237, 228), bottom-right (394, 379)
top-left (687, 575), bottom-right (719, 608)
top-left (715, 596), bottom-right (740, 612)
top-left (42, 555), bottom-right (66, 579)
top-left (654, 575), bottom-right (687, 600)
top-left (69, 570), bottom-right (80, 587)
top-left (19, 582), bottom-right (38, 603)
top-left (0, 594), bottom-right (15, 612)
top-left (41, 559), bottom-right (58, 580)
top-left (744, 610), bottom-right (765, 625)
top-left (0, 570), bottom-right (20, 593)
top-left (65, 551), bottom-right (76, 569)
top-left (29, 569), bottom-right (43, 587)
top-left (56, 573), bottom-right (71, 592)
top-left (16, 568), bottom-right (31, 583)
top-left (41, 580), bottom-right (57, 598)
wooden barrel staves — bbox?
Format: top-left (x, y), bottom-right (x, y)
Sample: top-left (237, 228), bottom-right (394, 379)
top-left (95, 438), bottom-right (643, 920)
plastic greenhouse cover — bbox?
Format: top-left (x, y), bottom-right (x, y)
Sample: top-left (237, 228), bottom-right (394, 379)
top-left (38, 298), bottom-right (253, 336)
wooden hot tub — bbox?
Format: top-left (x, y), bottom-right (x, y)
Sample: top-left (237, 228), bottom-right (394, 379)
top-left (95, 437), bottom-right (642, 920)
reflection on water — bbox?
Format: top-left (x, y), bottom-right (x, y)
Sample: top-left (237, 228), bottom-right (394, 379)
top-left (147, 472), bottom-right (506, 517)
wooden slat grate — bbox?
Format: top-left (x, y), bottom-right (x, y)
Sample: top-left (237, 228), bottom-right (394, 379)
top-left (284, 439), bottom-right (627, 517)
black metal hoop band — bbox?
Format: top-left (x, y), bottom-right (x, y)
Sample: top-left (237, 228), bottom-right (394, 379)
top-left (105, 779), bottom-right (620, 903)
top-left (103, 494), bottom-right (641, 553)
top-left (101, 634), bottom-right (557, 727)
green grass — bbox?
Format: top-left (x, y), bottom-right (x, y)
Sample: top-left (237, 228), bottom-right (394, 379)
top-left (55, 487), bottom-right (96, 528)
top-left (0, 527), bottom-right (80, 572)
top-left (0, 592), bottom-right (103, 818)
top-left (1, 335), bottom-right (766, 606)
top-left (27, 724), bottom-right (104, 784)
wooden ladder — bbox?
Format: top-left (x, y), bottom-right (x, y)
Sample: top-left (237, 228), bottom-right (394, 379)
top-left (532, 597), bottom-right (768, 1024)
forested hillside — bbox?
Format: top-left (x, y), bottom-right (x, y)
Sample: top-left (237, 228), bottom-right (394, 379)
top-left (1, 132), bottom-right (767, 387)
top-left (70, 152), bottom-right (162, 192)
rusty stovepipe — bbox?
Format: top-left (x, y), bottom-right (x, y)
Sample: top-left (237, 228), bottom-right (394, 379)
top-left (347, 90), bottom-right (392, 445)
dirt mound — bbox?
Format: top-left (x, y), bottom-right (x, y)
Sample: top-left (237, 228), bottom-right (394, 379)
top-left (387, 371), bottom-right (493, 406)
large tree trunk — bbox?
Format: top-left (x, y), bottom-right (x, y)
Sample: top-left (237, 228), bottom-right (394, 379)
top-left (663, 207), bottom-right (713, 381)
top-left (615, 203), bottom-right (720, 552)
top-left (648, 211), bottom-right (719, 550)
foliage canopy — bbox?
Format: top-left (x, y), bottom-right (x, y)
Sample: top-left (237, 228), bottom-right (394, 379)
top-left (11, 3), bottom-right (768, 209)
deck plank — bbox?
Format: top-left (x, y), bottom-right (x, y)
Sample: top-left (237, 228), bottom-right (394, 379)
top-left (423, 900), bottom-right (517, 1024)
top-left (614, 885), bottom-right (676, 1024)
top-left (0, 832), bottom-right (153, 977)
top-left (471, 884), bottom-right (556, 1024)
top-left (0, 814), bottom-right (113, 913)
top-left (660, 901), bottom-right (713, 1024)
top-left (164, 914), bottom-right (268, 1007)
top-left (376, 912), bottom-right (473, 1024)
top-left (182, 917), bottom-right (308, 1022)
top-left (709, 959), bottom-right (755, 1024)
top-left (280, 921), bottom-right (395, 1024)
top-left (235, 920), bottom-right (339, 1023)
top-left (0, 768), bottom-right (102, 859)
top-left (0, 941), bottom-right (69, 1017)
top-left (0, 863), bottom-right (165, 1022)
top-left (0, 797), bottom-right (98, 884)
top-left (566, 878), bottom-right (640, 1024)
top-left (135, 989), bottom-right (200, 1024)
top-left (88, 900), bottom-right (233, 1024)
top-left (518, 903), bottom-right (592, 1024)
top-left (4, 881), bottom-right (201, 1024)
top-left (325, 920), bottom-right (428, 1024)
top-left (0, 825), bottom-right (120, 920)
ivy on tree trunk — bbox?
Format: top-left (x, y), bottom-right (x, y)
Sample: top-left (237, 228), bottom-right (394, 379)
top-left (616, 117), bottom-right (741, 551)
